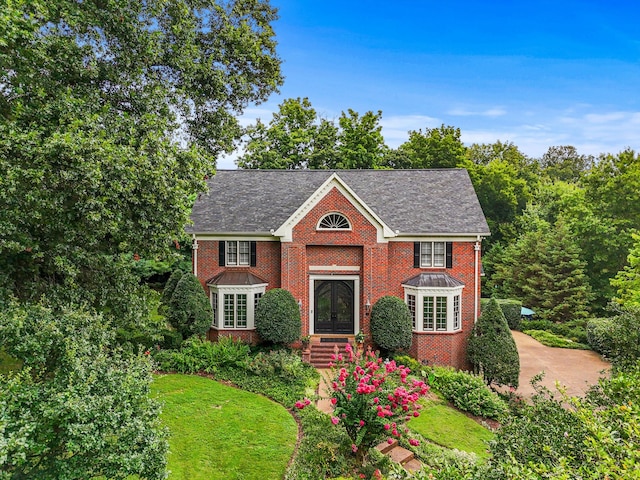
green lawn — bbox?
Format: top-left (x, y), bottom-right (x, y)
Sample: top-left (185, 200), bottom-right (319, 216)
top-left (409, 398), bottom-right (495, 459)
top-left (151, 374), bottom-right (298, 480)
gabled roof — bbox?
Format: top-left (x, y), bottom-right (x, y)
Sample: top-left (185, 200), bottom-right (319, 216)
top-left (186, 169), bottom-right (490, 237)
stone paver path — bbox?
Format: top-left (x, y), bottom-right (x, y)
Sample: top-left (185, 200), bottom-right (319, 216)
top-left (512, 330), bottom-right (610, 398)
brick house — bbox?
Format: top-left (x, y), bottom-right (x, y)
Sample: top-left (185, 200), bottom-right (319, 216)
top-left (186, 169), bottom-right (490, 369)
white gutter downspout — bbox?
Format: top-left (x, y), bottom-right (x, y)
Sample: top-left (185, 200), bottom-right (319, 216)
top-left (474, 236), bottom-right (481, 324)
top-left (192, 235), bottom-right (198, 277)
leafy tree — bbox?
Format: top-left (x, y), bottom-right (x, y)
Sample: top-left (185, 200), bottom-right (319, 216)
top-left (491, 216), bottom-right (593, 322)
top-left (237, 97), bottom-right (338, 169)
top-left (467, 298), bottom-right (519, 388)
top-left (0, 0), bottom-right (282, 329)
top-left (0, 302), bottom-right (168, 479)
top-left (370, 296), bottom-right (413, 353)
top-left (167, 273), bottom-right (212, 341)
top-left (397, 124), bottom-right (466, 169)
top-left (334, 109), bottom-right (387, 169)
top-left (611, 233), bottom-right (640, 308)
top-left (538, 145), bottom-right (594, 183)
top-left (254, 288), bottom-right (301, 345)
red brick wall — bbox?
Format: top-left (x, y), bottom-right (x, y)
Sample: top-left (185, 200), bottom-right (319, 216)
top-left (195, 240), bottom-right (282, 294)
top-left (194, 185), bottom-right (483, 370)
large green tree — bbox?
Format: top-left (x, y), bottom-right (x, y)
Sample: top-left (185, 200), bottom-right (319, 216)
top-left (237, 97), bottom-right (338, 169)
top-left (0, 302), bottom-right (168, 479)
top-left (491, 215), bottom-right (593, 322)
top-left (396, 124), bottom-right (466, 169)
top-left (0, 0), bottom-right (282, 323)
top-left (611, 233), bottom-right (640, 308)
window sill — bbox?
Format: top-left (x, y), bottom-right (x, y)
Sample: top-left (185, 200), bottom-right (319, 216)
top-left (412, 329), bottom-right (463, 335)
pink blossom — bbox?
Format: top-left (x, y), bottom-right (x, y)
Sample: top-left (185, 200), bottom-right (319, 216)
top-left (387, 438), bottom-right (394, 444)
top-left (409, 439), bottom-right (420, 446)
top-left (351, 444), bottom-right (358, 453)
top-left (294, 401), bottom-right (305, 409)
top-left (331, 416), bottom-right (340, 425)
top-left (413, 411), bottom-right (420, 417)
top-left (359, 420), bottom-right (365, 427)
top-left (373, 397), bottom-right (379, 404)
top-left (330, 397), bottom-right (337, 405)
top-left (304, 398), bottom-right (311, 406)
top-left (384, 424), bottom-right (391, 430)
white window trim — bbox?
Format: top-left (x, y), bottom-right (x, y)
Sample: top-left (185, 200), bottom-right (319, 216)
top-left (403, 285), bottom-right (464, 333)
top-left (226, 240), bottom-right (251, 266)
top-left (420, 241), bottom-right (446, 268)
top-left (316, 212), bottom-right (352, 231)
top-left (210, 283), bottom-right (267, 330)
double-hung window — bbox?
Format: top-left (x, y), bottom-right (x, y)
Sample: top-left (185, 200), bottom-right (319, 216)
top-left (421, 242), bottom-right (445, 267)
top-left (414, 242), bottom-right (453, 268)
top-left (227, 241), bottom-right (250, 266)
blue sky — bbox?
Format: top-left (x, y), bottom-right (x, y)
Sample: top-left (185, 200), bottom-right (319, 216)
top-left (220, 0), bottom-right (640, 168)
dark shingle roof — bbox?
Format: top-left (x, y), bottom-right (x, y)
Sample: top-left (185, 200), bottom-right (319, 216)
top-left (186, 169), bottom-right (490, 236)
top-left (207, 271), bottom-right (268, 286)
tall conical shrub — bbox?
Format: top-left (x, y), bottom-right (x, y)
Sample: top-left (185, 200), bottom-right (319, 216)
top-left (467, 297), bottom-right (520, 388)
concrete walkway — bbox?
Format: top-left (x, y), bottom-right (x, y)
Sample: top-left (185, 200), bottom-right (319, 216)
top-left (512, 330), bottom-right (610, 398)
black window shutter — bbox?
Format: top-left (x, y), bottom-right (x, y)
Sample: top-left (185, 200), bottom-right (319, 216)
top-left (250, 241), bottom-right (257, 267)
top-left (446, 242), bottom-right (453, 268)
top-left (413, 242), bottom-right (420, 268)
top-left (219, 241), bottom-right (226, 266)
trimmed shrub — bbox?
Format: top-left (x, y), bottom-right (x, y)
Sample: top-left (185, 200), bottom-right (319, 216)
top-left (481, 298), bottom-right (522, 330)
top-left (468, 298), bottom-right (520, 388)
top-left (161, 269), bottom-right (184, 307)
top-left (167, 272), bottom-right (212, 340)
top-left (254, 288), bottom-right (301, 345)
top-left (498, 299), bottom-right (522, 330)
top-left (586, 317), bottom-right (615, 356)
top-left (370, 295), bottom-right (412, 353)
top-left (427, 366), bottom-right (509, 420)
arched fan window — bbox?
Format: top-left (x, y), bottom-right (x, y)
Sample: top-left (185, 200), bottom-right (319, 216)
top-left (317, 213), bottom-right (351, 230)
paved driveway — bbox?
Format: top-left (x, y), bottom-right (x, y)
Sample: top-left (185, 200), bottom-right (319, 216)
top-left (512, 330), bottom-right (610, 398)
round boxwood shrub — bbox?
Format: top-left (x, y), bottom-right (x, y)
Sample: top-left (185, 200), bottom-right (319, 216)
top-left (254, 288), bottom-right (301, 345)
top-left (167, 272), bottom-right (212, 340)
top-left (370, 295), bottom-right (412, 353)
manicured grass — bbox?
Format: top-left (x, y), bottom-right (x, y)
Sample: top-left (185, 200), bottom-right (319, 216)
top-left (151, 374), bottom-right (298, 480)
top-left (409, 398), bottom-right (494, 459)
top-left (0, 349), bottom-right (21, 374)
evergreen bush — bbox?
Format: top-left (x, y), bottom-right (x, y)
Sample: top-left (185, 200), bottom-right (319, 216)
top-left (167, 273), bottom-right (212, 340)
top-left (370, 295), bottom-right (413, 353)
top-left (160, 269), bottom-right (184, 311)
top-left (254, 288), bottom-right (301, 345)
top-left (586, 317), bottom-right (615, 356)
top-left (498, 299), bottom-right (522, 330)
top-left (468, 298), bottom-right (520, 388)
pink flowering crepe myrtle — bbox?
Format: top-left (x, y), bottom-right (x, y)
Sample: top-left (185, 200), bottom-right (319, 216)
top-left (297, 343), bottom-right (428, 465)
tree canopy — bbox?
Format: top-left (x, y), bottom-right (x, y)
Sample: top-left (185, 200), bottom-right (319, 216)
top-left (0, 0), bottom-right (282, 323)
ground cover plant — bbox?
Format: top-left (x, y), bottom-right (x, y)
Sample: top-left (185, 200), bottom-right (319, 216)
top-left (152, 374), bottom-right (297, 480)
top-left (523, 329), bottom-right (590, 349)
top-left (520, 318), bottom-right (588, 344)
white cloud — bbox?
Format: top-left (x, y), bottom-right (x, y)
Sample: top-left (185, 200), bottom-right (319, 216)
top-left (447, 107), bottom-right (507, 117)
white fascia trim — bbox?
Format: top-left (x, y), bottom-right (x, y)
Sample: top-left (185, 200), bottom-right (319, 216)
top-left (273, 173), bottom-right (396, 243)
